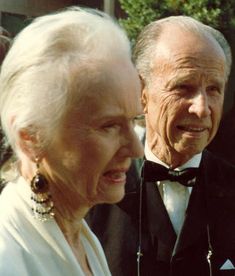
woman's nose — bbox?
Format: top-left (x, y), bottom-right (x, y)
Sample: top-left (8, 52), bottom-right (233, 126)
top-left (119, 126), bottom-right (144, 159)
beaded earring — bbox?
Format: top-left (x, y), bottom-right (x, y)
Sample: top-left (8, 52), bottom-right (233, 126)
top-left (30, 159), bottom-right (54, 221)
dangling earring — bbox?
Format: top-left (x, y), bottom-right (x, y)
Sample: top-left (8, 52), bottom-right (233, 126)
top-left (30, 158), bottom-right (54, 221)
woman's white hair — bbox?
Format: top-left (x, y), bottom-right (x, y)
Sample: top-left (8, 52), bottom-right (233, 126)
top-left (0, 7), bottom-right (131, 157)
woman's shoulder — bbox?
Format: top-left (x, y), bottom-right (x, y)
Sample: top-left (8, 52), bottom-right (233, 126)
top-left (0, 223), bottom-right (28, 274)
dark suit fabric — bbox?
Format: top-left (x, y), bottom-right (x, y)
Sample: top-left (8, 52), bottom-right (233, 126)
top-left (86, 151), bottom-right (235, 276)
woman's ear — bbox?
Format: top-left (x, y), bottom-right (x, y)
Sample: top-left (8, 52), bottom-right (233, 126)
top-left (17, 128), bottom-right (43, 161)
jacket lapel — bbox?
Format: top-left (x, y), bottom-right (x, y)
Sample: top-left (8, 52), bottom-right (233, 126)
top-left (145, 180), bottom-right (176, 262)
top-left (172, 151), bottom-right (216, 257)
top-left (172, 172), bottom-right (207, 256)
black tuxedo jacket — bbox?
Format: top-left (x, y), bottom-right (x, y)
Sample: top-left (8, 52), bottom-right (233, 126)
top-left (86, 151), bottom-right (235, 276)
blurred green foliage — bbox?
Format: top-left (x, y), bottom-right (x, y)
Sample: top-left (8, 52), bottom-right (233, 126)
top-left (119, 0), bottom-right (235, 44)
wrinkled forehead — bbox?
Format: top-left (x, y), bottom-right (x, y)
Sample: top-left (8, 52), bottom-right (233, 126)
top-left (150, 25), bottom-right (227, 81)
top-left (154, 25), bottom-right (226, 65)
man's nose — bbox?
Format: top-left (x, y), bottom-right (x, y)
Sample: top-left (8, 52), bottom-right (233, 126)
top-left (188, 90), bottom-right (211, 118)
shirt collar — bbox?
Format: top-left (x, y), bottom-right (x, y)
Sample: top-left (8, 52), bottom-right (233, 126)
top-left (145, 141), bottom-right (202, 170)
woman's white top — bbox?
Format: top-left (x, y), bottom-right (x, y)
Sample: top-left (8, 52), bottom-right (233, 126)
top-left (0, 176), bottom-right (111, 276)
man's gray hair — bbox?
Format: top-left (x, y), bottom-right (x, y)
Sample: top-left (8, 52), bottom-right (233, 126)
top-left (133, 16), bottom-right (232, 84)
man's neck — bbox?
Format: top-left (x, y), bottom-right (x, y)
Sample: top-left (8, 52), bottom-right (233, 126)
top-left (145, 142), bottom-right (202, 169)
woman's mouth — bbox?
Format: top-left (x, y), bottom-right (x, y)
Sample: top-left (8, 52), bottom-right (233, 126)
top-left (102, 170), bottom-right (127, 185)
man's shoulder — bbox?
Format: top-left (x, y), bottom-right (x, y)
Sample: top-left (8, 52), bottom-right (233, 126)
top-left (201, 150), bottom-right (235, 193)
top-left (202, 149), bottom-right (235, 171)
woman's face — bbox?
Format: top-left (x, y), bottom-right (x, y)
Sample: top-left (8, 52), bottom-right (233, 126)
top-left (42, 61), bottom-right (143, 209)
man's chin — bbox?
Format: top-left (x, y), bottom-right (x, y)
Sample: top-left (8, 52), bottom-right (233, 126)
top-left (176, 145), bottom-right (204, 159)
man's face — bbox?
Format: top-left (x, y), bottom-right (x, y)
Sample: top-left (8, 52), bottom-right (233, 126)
top-left (143, 26), bottom-right (227, 166)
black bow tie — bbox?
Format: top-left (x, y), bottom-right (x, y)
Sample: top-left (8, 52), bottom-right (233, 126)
top-left (141, 160), bottom-right (198, 187)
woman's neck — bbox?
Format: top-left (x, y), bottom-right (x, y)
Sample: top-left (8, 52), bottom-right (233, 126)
top-left (55, 213), bottom-right (93, 276)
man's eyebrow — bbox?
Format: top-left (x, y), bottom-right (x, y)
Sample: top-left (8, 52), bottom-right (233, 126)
top-left (207, 77), bottom-right (225, 87)
top-left (166, 74), bottom-right (195, 89)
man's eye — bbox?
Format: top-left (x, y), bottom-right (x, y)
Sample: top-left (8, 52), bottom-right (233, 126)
top-left (207, 85), bottom-right (220, 94)
top-left (176, 84), bottom-right (193, 92)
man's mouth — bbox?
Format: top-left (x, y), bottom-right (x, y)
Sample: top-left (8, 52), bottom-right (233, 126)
top-left (177, 125), bottom-right (207, 132)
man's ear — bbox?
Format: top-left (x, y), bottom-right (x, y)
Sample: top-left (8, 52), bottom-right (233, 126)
top-left (140, 76), bottom-right (148, 114)
top-left (17, 128), bottom-right (43, 161)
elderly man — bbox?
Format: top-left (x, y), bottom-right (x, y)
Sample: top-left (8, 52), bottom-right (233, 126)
top-left (87, 16), bottom-right (235, 276)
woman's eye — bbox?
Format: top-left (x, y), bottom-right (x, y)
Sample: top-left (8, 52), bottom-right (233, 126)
top-left (102, 123), bottom-right (120, 130)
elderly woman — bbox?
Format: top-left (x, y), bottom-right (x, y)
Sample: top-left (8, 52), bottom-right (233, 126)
top-left (0, 7), bottom-right (143, 276)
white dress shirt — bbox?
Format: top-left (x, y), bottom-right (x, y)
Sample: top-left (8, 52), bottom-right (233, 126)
top-left (145, 142), bottom-right (202, 235)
